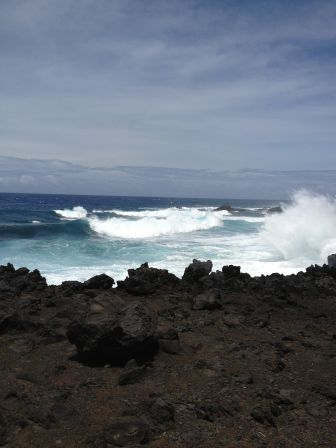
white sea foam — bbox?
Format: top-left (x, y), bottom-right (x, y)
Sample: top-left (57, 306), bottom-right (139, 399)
top-left (54, 206), bottom-right (88, 220)
top-left (262, 190), bottom-right (336, 262)
top-left (96, 207), bottom-right (231, 218)
top-left (32, 220), bottom-right (41, 224)
top-left (222, 216), bottom-right (265, 223)
top-left (88, 208), bottom-right (223, 238)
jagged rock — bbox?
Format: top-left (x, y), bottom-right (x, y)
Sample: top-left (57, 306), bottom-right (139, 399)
top-left (0, 261), bottom-right (336, 446)
top-left (183, 259), bottom-right (213, 283)
top-left (222, 265), bottom-right (241, 278)
top-left (67, 302), bottom-right (158, 363)
top-left (0, 264), bottom-right (47, 296)
top-left (118, 263), bottom-right (179, 295)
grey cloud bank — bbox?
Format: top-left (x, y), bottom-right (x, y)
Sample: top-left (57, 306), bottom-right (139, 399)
top-left (1, 0), bottom-right (336, 172)
top-left (0, 156), bottom-right (335, 199)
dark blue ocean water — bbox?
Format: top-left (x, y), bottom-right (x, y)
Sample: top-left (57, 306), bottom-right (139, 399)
top-left (0, 192), bottom-right (300, 284)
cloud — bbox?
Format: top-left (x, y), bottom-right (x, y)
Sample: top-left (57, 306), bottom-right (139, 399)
top-left (0, 0), bottom-right (336, 170)
top-left (1, 156), bottom-right (336, 199)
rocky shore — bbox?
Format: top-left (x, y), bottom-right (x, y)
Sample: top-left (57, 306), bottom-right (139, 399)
top-left (0, 259), bottom-right (336, 447)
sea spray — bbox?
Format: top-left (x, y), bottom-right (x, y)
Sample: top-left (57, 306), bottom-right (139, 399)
top-left (54, 206), bottom-right (88, 220)
top-left (262, 190), bottom-right (336, 261)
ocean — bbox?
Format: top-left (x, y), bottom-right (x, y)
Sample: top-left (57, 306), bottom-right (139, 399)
top-left (0, 191), bottom-right (334, 284)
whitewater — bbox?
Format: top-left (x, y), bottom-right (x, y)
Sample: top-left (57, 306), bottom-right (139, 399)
top-left (0, 191), bottom-right (335, 284)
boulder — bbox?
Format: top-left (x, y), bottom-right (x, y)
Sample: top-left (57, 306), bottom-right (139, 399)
top-left (118, 263), bottom-right (179, 295)
top-left (67, 301), bottom-right (158, 363)
top-left (182, 259), bottom-right (213, 283)
top-left (84, 274), bottom-right (114, 290)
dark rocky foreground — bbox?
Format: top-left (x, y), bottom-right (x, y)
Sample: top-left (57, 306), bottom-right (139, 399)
top-left (0, 260), bottom-right (336, 447)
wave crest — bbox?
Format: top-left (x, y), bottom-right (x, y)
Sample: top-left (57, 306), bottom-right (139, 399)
top-left (54, 206), bottom-right (88, 220)
top-left (262, 190), bottom-right (336, 261)
top-left (88, 208), bottom-right (223, 239)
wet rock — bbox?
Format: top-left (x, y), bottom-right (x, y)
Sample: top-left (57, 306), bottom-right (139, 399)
top-left (182, 259), bottom-right (213, 283)
top-left (67, 302), bottom-right (158, 363)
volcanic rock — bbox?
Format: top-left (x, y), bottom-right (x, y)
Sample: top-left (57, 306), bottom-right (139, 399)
top-left (67, 302), bottom-right (158, 363)
top-left (182, 259), bottom-right (213, 283)
top-left (84, 274), bottom-right (114, 290)
top-left (118, 263), bottom-right (179, 295)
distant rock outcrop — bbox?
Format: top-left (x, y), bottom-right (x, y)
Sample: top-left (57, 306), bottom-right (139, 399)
top-left (214, 204), bottom-right (233, 212)
top-left (267, 206), bottom-right (283, 214)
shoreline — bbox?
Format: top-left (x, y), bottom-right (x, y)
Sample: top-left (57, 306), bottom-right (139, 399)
top-left (1, 259), bottom-right (336, 447)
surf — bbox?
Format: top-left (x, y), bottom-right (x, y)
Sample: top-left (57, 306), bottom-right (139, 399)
top-left (262, 190), bottom-right (336, 262)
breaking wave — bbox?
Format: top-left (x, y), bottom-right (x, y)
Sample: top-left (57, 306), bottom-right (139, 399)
top-left (262, 190), bottom-right (336, 261)
top-left (88, 208), bottom-right (223, 239)
top-left (54, 206), bottom-right (88, 220)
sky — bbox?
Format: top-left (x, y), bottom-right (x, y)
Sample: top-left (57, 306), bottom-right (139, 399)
top-left (1, 0), bottom-right (336, 196)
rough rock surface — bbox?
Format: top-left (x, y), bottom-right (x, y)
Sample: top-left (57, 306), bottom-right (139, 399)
top-left (0, 260), bottom-right (336, 447)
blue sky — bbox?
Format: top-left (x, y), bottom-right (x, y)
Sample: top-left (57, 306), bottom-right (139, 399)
top-left (1, 0), bottom-right (336, 195)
